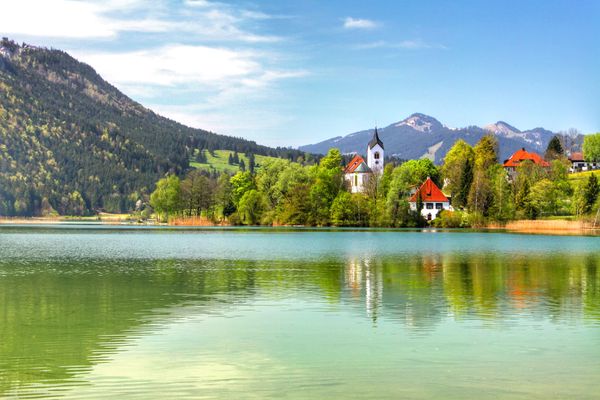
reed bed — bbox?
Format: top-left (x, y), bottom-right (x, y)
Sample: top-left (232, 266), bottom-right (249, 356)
top-left (169, 216), bottom-right (230, 226)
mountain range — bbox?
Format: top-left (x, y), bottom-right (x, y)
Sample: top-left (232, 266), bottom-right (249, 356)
top-left (299, 113), bottom-right (584, 163)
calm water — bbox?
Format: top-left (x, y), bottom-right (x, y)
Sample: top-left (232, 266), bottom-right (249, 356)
top-left (0, 226), bottom-right (599, 399)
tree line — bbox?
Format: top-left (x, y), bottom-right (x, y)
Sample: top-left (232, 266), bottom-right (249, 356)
top-left (150, 133), bottom-right (600, 227)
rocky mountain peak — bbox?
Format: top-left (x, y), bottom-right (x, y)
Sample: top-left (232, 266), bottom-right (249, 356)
top-left (485, 121), bottom-right (521, 135)
top-left (395, 113), bottom-right (442, 133)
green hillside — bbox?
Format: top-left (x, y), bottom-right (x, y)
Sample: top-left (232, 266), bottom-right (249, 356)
top-left (0, 38), bottom-right (310, 216)
top-left (190, 150), bottom-right (282, 173)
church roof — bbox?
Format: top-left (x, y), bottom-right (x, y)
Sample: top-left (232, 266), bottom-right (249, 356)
top-left (409, 177), bottom-right (449, 203)
top-left (367, 127), bottom-right (384, 150)
top-left (354, 162), bottom-right (371, 173)
top-left (344, 154), bottom-right (371, 173)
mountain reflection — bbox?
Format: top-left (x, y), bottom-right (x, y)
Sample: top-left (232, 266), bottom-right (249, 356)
top-left (0, 252), bottom-right (599, 397)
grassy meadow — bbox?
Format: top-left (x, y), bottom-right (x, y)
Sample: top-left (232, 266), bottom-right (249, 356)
top-left (190, 149), bottom-right (282, 173)
top-left (568, 170), bottom-right (599, 184)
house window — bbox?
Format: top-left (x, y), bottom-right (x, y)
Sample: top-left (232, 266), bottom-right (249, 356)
top-left (374, 152), bottom-right (380, 160)
top-left (354, 174), bottom-right (358, 187)
top-left (426, 203), bottom-right (433, 209)
top-left (435, 203), bottom-right (443, 209)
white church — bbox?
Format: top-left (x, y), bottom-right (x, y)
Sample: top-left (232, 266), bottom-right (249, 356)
top-left (343, 128), bottom-right (384, 193)
top-left (343, 128), bottom-right (452, 220)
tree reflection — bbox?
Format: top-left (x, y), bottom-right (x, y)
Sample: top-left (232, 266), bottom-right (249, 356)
top-left (0, 251), bottom-right (598, 396)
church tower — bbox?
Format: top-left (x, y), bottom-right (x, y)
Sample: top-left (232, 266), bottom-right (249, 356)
top-left (367, 127), bottom-right (384, 174)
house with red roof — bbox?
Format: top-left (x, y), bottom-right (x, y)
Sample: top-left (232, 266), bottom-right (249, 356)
top-left (503, 148), bottom-right (550, 178)
top-left (408, 177), bottom-right (451, 220)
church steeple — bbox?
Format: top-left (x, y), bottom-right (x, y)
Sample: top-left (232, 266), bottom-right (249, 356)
top-left (366, 127), bottom-right (384, 174)
top-left (367, 127), bottom-right (384, 150)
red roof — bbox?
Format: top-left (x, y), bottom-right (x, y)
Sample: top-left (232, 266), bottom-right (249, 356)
top-left (409, 178), bottom-right (449, 202)
top-left (569, 152), bottom-right (584, 162)
top-left (503, 148), bottom-right (550, 168)
top-left (344, 154), bottom-right (367, 173)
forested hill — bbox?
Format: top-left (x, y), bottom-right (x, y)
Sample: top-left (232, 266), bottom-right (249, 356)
top-left (0, 38), bottom-right (305, 216)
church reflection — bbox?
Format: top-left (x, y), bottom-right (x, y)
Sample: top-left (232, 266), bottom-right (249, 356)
top-left (345, 257), bottom-right (383, 321)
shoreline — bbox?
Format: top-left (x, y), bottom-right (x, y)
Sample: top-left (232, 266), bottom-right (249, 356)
top-left (1, 216), bottom-right (599, 235)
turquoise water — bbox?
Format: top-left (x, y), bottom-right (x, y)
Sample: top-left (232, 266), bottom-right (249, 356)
top-left (0, 226), bottom-right (599, 399)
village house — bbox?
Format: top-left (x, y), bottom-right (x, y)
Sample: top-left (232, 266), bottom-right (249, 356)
top-left (343, 128), bottom-right (384, 193)
top-left (409, 177), bottom-right (452, 221)
top-left (568, 152), bottom-right (598, 173)
top-left (503, 148), bottom-right (549, 179)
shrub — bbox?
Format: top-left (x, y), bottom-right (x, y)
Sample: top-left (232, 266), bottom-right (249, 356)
top-left (433, 210), bottom-right (471, 228)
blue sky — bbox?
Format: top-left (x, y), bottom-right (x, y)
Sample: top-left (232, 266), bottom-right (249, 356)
top-left (2, 0), bottom-right (598, 146)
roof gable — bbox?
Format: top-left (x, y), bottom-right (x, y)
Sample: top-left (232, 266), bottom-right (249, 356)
top-left (569, 152), bottom-right (584, 162)
top-left (344, 154), bottom-right (371, 173)
top-left (409, 178), bottom-right (449, 202)
top-left (503, 148), bottom-right (550, 168)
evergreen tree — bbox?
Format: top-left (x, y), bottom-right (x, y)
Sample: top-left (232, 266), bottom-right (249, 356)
top-left (248, 153), bottom-right (256, 174)
top-left (228, 153), bottom-right (234, 165)
top-left (239, 159), bottom-right (246, 172)
top-left (584, 173), bottom-right (599, 214)
top-left (455, 158), bottom-right (473, 209)
top-left (545, 135), bottom-right (564, 160)
top-left (195, 150), bottom-right (207, 164)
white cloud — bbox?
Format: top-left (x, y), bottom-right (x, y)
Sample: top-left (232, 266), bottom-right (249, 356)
top-left (354, 39), bottom-right (446, 50)
top-left (343, 17), bottom-right (378, 30)
top-left (0, 0), bottom-right (119, 38)
top-left (75, 45), bottom-right (305, 89)
top-left (0, 0), bottom-right (281, 42)
top-left (72, 44), bottom-right (306, 141)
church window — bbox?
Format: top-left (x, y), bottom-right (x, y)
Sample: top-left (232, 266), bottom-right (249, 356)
top-left (354, 174), bottom-right (358, 187)
top-left (374, 152), bottom-right (380, 160)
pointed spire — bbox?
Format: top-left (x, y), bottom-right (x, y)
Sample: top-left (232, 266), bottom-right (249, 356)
top-left (367, 127), bottom-right (384, 150)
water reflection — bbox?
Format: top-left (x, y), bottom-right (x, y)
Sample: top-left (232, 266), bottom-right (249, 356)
top-left (0, 247), bottom-right (599, 398)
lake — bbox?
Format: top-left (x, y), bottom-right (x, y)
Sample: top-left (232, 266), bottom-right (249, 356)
top-left (0, 225), bottom-right (599, 399)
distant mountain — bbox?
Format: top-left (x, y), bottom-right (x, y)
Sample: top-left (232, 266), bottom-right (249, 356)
top-left (299, 113), bottom-right (583, 163)
top-left (0, 39), bottom-right (307, 216)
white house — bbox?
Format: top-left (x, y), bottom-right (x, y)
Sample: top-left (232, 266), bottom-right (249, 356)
top-left (568, 152), bottom-right (599, 173)
top-left (343, 128), bottom-right (384, 193)
top-left (408, 177), bottom-right (452, 221)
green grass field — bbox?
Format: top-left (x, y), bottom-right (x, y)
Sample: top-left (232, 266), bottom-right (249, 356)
top-left (190, 149), bottom-right (282, 173)
top-left (568, 170), bottom-right (599, 183)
